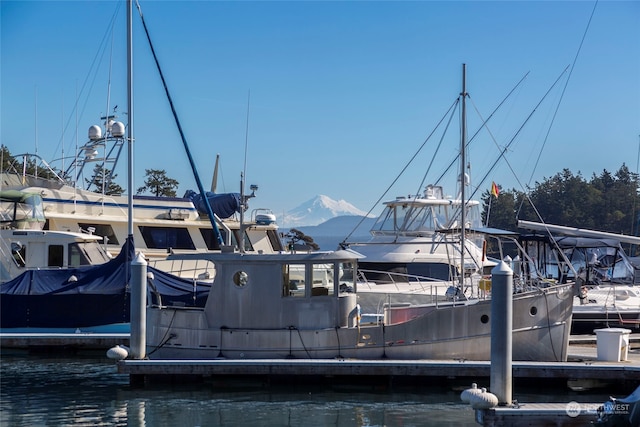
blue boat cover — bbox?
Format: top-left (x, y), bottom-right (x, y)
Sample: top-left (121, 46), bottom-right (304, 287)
top-left (183, 190), bottom-right (241, 219)
top-left (0, 236), bottom-right (210, 328)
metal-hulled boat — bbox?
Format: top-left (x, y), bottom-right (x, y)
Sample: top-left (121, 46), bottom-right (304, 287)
top-left (145, 65), bottom-right (573, 362)
top-left (145, 247), bottom-right (573, 361)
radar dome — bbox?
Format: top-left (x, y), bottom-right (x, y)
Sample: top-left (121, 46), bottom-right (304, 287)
top-left (88, 125), bottom-right (102, 141)
top-left (112, 121), bottom-right (125, 137)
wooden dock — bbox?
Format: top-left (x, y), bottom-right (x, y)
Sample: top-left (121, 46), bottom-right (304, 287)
top-left (116, 354), bottom-right (640, 381)
top-left (474, 402), bottom-right (604, 427)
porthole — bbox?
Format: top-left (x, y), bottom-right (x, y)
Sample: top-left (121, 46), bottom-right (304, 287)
top-left (233, 271), bottom-right (248, 287)
top-left (480, 314), bottom-right (489, 324)
top-left (530, 306), bottom-right (538, 316)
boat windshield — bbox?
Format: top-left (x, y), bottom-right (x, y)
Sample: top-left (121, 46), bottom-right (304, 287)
top-left (563, 245), bottom-right (636, 284)
top-left (371, 201), bottom-right (481, 235)
top-left (69, 241), bottom-right (111, 266)
top-left (0, 191), bottom-right (46, 230)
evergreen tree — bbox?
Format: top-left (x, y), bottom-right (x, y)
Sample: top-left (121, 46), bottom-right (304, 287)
top-left (136, 169), bottom-right (179, 197)
top-left (85, 164), bottom-right (124, 195)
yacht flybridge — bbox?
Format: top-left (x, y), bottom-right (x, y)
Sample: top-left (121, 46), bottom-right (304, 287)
top-left (1, 116), bottom-right (284, 263)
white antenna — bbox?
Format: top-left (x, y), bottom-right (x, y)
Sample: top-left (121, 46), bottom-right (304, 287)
top-left (243, 90), bottom-right (250, 184)
top-left (239, 90), bottom-right (251, 253)
top-left (74, 81), bottom-right (78, 210)
top-left (61, 92), bottom-right (64, 178)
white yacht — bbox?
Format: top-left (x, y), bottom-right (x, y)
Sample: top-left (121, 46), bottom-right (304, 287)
top-left (1, 117), bottom-right (284, 263)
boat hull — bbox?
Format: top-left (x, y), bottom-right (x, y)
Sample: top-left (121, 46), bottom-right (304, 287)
top-left (146, 285), bottom-right (573, 361)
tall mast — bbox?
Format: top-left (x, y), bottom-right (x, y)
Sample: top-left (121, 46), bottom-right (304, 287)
top-left (126, 0), bottom-right (134, 238)
top-left (459, 63), bottom-right (467, 288)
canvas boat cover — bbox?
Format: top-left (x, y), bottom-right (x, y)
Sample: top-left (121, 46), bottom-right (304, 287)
top-left (0, 236), bottom-right (210, 328)
top-left (183, 190), bottom-right (241, 219)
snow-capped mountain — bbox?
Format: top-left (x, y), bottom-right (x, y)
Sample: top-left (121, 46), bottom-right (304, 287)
top-left (280, 195), bottom-right (371, 228)
top-left (293, 215), bottom-right (377, 250)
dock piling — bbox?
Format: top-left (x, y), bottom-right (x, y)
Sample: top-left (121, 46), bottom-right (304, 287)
top-left (490, 260), bottom-right (512, 406)
top-left (130, 253), bottom-right (147, 359)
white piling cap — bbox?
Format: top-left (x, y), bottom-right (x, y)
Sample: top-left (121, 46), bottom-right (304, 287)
top-left (491, 260), bottom-right (513, 276)
top-left (132, 252), bottom-right (147, 265)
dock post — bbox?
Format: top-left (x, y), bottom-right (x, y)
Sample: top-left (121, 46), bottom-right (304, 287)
top-left (130, 253), bottom-right (147, 359)
top-left (490, 260), bottom-right (512, 405)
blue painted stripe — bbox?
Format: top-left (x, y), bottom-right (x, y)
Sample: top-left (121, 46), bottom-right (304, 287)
top-left (42, 197), bottom-right (198, 212)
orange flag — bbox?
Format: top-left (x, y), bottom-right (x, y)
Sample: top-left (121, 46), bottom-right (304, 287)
top-left (491, 182), bottom-right (500, 198)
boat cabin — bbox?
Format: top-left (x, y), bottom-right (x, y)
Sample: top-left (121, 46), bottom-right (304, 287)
top-left (156, 250), bottom-right (362, 330)
top-left (0, 190), bottom-right (110, 283)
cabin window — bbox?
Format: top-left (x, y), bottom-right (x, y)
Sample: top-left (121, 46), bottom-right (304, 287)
top-left (311, 263), bottom-right (335, 297)
top-left (68, 242), bottom-right (109, 267)
top-left (283, 264), bottom-right (306, 297)
top-left (139, 226), bottom-right (195, 250)
top-left (78, 223), bottom-right (119, 245)
top-left (234, 230), bottom-right (254, 252)
top-left (339, 262), bottom-right (356, 293)
top-left (267, 229), bottom-right (285, 251)
top-left (407, 263), bottom-right (456, 282)
top-left (48, 245), bottom-right (64, 267)
top-left (199, 228), bottom-right (230, 250)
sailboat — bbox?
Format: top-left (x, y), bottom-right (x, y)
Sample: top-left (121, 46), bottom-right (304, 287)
top-left (144, 65), bottom-right (574, 362)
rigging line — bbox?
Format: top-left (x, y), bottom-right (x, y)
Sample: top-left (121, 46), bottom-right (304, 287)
top-left (401, 99), bottom-right (459, 233)
top-left (135, 0), bottom-right (223, 244)
top-left (413, 97), bottom-right (459, 200)
top-left (432, 71), bottom-right (531, 189)
top-left (633, 135), bottom-right (640, 242)
top-left (467, 65), bottom-right (571, 207)
top-left (98, 24), bottom-right (116, 195)
top-left (340, 98), bottom-right (459, 245)
top-left (526, 0), bottom-right (599, 187)
top-left (55, 3), bottom-right (122, 164)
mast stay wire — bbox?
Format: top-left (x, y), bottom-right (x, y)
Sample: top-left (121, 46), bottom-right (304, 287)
top-left (340, 98), bottom-right (458, 244)
top-left (524, 0), bottom-right (599, 191)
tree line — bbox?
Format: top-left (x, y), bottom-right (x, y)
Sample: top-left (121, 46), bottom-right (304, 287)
top-left (481, 164), bottom-right (640, 252)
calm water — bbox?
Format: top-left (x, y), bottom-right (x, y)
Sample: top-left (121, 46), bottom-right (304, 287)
top-left (0, 354), bottom-right (619, 426)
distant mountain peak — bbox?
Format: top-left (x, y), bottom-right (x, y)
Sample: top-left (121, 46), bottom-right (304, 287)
top-left (280, 195), bottom-right (370, 227)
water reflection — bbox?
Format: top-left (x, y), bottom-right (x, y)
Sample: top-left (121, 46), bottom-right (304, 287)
top-left (0, 355), bottom-right (617, 427)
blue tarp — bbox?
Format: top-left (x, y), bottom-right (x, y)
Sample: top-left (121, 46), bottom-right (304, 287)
top-left (0, 236), bottom-right (210, 328)
top-left (184, 190), bottom-right (241, 219)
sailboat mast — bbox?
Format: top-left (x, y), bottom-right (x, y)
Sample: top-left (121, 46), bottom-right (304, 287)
top-left (459, 63), bottom-right (467, 288)
top-left (126, 0), bottom-right (134, 238)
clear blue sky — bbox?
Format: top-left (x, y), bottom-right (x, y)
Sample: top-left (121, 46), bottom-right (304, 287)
top-left (2, 1), bottom-right (639, 217)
